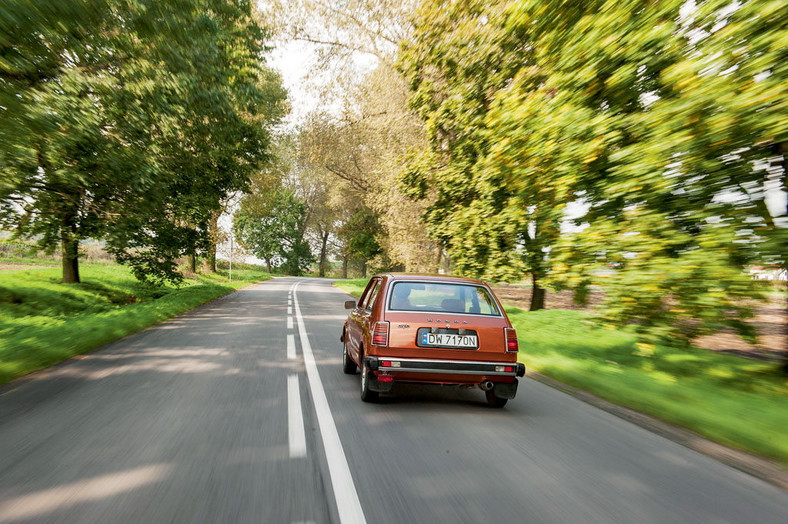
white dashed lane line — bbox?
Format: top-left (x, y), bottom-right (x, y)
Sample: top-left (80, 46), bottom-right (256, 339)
top-left (287, 334), bottom-right (296, 360)
top-left (287, 374), bottom-right (307, 459)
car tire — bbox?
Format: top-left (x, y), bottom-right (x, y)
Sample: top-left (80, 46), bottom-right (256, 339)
top-left (360, 356), bottom-right (379, 403)
top-left (485, 390), bottom-right (507, 408)
top-left (342, 338), bottom-right (358, 375)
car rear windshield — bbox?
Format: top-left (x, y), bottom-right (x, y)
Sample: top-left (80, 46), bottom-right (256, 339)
top-left (387, 282), bottom-right (501, 316)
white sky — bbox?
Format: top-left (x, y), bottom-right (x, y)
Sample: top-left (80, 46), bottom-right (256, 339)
top-left (266, 40), bottom-right (321, 127)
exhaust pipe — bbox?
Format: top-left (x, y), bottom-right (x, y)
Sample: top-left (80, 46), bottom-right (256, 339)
top-left (480, 380), bottom-right (494, 391)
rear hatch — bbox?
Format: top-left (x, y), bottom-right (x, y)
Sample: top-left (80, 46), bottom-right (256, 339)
top-left (383, 311), bottom-right (513, 362)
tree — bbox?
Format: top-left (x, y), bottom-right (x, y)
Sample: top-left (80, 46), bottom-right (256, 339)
top-left (0, 0), bottom-right (286, 284)
top-left (265, 0), bottom-right (439, 275)
top-left (104, 1), bottom-right (287, 283)
top-left (398, 0), bottom-right (558, 306)
top-left (339, 207), bottom-right (383, 277)
top-left (488, 0), bottom-right (785, 342)
top-left (1, 0), bottom-right (154, 283)
top-left (264, 0), bottom-right (417, 67)
top-left (234, 189), bottom-right (313, 275)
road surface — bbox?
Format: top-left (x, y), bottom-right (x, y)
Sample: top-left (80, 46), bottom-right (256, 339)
top-left (1, 278), bottom-right (786, 523)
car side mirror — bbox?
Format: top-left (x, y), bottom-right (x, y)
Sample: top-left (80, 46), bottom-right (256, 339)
top-left (344, 300), bottom-right (356, 310)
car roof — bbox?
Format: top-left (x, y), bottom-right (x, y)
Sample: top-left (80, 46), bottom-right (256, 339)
top-left (378, 273), bottom-right (488, 286)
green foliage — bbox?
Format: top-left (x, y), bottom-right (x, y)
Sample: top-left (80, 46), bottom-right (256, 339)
top-left (0, 262), bottom-right (271, 384)
top-left (340, 207), bottom-right (383, 263)
top-left (0, 0), bottom-right (287, 284)
top-left (507, 308), bottom-right (787, 462)
top-left (333, 278), bottom-right (369, 298)
top-left (400, 0), bottom-right (786, 339)
top-left (398, 0), bottom-right (554, 308)
top-left (234, 188), bottom-right (313, 275)
top-left (501, 0), bottom-right (785, 343)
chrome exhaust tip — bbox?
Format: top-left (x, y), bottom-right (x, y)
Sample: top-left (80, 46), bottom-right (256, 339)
top-left (480, 380), bottom-right (494, 391)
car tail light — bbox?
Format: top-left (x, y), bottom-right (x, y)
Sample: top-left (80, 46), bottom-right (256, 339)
top-left (504, 328), bottom-right (518, 352)
top-left (372, 321), bottom-right (389, 347)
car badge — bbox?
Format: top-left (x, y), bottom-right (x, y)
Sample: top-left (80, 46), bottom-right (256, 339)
top-left (446, 323), bottom-right (450, 329)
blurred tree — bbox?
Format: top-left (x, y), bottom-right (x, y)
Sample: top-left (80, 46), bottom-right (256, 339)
top-left (399, 0), bottom-right (558, 306)
top-left (400, 0), bottom-right (785, 332)
top-left (0, 0), bottom-right (164, 283)
top-left (299, 101), bottom-right (434, 271)
top-left (0, 0), bottom-right (286, 284)
top-left (104, 1), bottom-right (287, 283)
top-left (496, 0), bottom-right (785, 343)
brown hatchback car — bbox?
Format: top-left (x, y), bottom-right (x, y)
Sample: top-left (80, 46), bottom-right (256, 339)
top-left (341, 274), bottom-right (525, 407)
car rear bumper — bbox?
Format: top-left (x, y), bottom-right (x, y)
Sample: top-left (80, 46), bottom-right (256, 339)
top-left (364, 356), bottom-right (525, 377)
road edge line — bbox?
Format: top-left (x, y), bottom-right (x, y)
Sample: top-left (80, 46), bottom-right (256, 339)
top-left (293, 282), bottom-right (367, 524)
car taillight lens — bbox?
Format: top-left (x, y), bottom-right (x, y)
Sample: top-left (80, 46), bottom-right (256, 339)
top-left (504, 327), bottom-right (518, 352)
top-left (372, 321), bottom-right (389, 347)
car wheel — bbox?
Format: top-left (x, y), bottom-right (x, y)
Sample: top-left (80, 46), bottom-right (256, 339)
top-left (342, 338), bottom-right (357, 375)
top-left (360, 356), bottom-right (379, 403)
top-left (485, 390), bottom-right (507, 408)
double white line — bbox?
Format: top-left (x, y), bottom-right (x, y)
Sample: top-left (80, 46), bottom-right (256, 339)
top-left (287, 281), bottom-right (367, 524)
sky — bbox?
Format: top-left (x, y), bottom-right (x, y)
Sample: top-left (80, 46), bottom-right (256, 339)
top-left (266, 41), bottom-right (320, 127)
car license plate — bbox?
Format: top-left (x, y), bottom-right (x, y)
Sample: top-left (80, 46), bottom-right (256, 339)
top-left (421, 332), bottom-right (478, 348)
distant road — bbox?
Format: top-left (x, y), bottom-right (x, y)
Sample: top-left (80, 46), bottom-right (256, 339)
top-left (1, 278), bottom-right (786, 523)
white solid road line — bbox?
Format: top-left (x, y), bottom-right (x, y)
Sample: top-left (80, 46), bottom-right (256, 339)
top-left (292, 281), bottom-right (367, 524)
top-left (287, 333), bottom-right (296, 360)
top-left (287, 374), bottom-right (307, 459)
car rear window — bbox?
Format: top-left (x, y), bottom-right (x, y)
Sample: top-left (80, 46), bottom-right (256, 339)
top-left (387, 282), bottom-right (501, 316)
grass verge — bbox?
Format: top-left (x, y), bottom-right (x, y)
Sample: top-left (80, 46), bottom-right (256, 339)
top-left (333, 279), bottom-right (787, 463)
top-left (1, 263), bottom-right (270, 385)
top-left (334, 278), bottom-right (368, 298)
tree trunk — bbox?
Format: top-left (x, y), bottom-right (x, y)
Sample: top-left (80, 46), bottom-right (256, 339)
top-left (207, 211), bottom-right (220, 273)
top-left (361, 260), bottom-right (367, 278)
top-left (61, 233), bottom-right (80, 284)
top-left (435, 244), bottom-right (442, 273)
top-left (266, 258), bottom-right (272, 274)
top-left (771, 142), bottom-right (787, 375)
top-left (318, 231), bottom-right (329, 277)
top-left (530, 274), bottom-right (545, 311)
top-left (783, 274), bottom-right (788, 376)
top-left (206, 244), bottom-right (217, 273)
top-left (188, 252), bottom-right (197, 273)
top-left (342, 255), bottom-right (349, 279)
top-left (783, 291), bottom-right (788, 376)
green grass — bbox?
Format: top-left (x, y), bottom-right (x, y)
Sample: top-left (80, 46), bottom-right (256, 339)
top-left (0, 263), bottom-right (271, 385)
top-left (334, 279), bottom-right (788, 463)
top-left (334, 278), bottom-right (369, 298)
top-left (506, 309), bottom-right (787, 463)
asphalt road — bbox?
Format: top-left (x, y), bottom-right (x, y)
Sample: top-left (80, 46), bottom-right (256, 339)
top-left (1, 277), bottom-right (786, 523)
